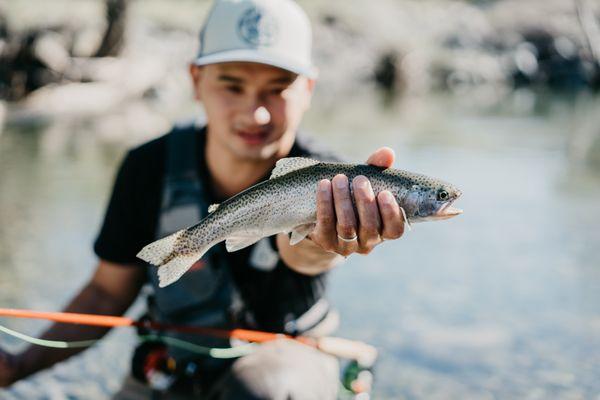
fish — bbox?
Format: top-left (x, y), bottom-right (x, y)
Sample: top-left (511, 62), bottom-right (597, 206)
top-left (137, 157), bottom-right (462, 287)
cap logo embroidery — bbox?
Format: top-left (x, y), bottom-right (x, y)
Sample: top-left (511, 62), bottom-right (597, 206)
top-left (237, 6), bottom-right (278, 46)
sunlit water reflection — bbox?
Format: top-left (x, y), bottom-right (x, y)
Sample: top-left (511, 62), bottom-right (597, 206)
top-left (1, 92), bottom-right (599, 399)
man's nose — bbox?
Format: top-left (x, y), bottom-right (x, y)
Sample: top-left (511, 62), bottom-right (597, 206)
top-left (253, 106), bottom-right (271, 125)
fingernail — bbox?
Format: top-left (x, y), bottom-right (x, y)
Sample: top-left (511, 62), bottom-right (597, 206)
top-left (318, 180), bottom-right (329, 192)
top-left (381, 191), bottom-right (394, 205)
top-left (334, 175), bottom-right (347, 189)
top-left (354, 175), bottom-right (368, 190)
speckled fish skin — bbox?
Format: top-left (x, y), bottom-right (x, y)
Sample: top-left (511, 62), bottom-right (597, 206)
top-left (137, 157), bottom-right (462, 287)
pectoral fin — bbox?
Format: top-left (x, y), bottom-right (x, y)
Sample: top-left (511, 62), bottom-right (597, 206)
top-left (399, 207), bottom-right (412, 231)
top-left (225, 234), bottom-right (264, 252)
top-left (289, 223), bottom-right (316, 245)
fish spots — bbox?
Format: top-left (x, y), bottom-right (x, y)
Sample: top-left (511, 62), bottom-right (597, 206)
top-left (143, 159), bottom-right (461, 275)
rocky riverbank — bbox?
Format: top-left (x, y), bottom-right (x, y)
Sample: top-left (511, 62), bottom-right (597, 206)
top-left (0, 0), bottom-right (598, 139)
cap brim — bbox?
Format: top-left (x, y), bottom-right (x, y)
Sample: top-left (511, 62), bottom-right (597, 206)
top-left (193, 50), bottom-right (318, 79)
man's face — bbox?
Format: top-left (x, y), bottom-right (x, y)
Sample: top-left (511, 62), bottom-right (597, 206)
top-left (190, 62), bottom-right (315, 161)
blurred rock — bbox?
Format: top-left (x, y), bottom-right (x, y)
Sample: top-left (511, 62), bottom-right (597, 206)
top-left (511, 29), bottom-right (593, 91)
top-left (374, 51), bottom-right (401, 92)
top-left (0, 29), bottom-right (67, 100)
top-left (309, 0), bottom-right (600, 97)
top-left (32, 31), bottom-right (71, 75)
top-left (94, 0), bottom-right (128, 58)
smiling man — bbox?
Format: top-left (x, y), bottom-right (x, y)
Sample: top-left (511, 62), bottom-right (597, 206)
top-left (0, 0), bottom-right (405, 398)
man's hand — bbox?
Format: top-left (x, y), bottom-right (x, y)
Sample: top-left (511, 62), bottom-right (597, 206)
top-left (311, 147), bottom-right (405, 256)
top-left (0, 261), bottom-right (145, 387)
top-left (0, 348), bottom-right (19, 387)
top-left (278, 147), bottom-right (405, 274)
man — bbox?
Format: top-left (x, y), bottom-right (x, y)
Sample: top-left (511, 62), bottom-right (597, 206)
top-left (0, 0), bottom-right (405, 398)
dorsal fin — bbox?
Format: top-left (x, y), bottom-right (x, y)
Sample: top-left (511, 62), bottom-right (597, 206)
top-left (270, 157), bottom-right (320, 179)
top-left (208, 203), bottom-right (219, 213)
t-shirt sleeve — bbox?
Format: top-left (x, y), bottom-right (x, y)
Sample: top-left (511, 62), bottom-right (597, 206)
top-left (93, 148), bottom-right (162, 266)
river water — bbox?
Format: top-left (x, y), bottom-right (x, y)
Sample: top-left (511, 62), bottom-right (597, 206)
top-left (1, 90), bottom-right (599, 399)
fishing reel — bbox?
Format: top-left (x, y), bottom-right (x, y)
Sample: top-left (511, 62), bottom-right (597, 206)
top-left (341, 359), bottom-right (375, 399)
top-left (131, 335), bottom-right (211, 396)
top-left (314, 336), bottom-right (377, 399)
top-left (131, 340), bottom-right (177, 391)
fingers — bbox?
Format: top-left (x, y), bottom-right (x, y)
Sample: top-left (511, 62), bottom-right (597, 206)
top-left (313, 179), bottom-right (337, 252)
top-left (332, 175), bottom-right (358, 256)
top-left (312, 174), bottom-right (405, 259)
top-left (377, 191), bottom-right (405, 240)
top-left (313, 177), bottom-right (359, 257)
top-left (352, 176), bottom-right (381, 254)
top-left (365, 147), bottom-right (395, 168)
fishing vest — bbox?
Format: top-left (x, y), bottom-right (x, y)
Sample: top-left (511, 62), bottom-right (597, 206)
top-left (145, 123), bottom-right (337, 366)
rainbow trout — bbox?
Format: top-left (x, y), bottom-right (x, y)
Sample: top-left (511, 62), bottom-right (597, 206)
top-left (137, 157), bottom-right (462, 287)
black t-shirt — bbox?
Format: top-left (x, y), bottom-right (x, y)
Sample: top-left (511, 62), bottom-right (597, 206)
top-left (94, 126), bottom-right (340, 331)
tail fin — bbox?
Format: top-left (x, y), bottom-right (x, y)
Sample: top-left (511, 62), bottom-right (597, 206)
top-left (136, 230), bottom-right (211, 288)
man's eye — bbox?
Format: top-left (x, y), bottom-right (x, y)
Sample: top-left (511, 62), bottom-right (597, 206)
top-left (269, 87), bottom-right (285, 95)
top-left (226, 86), bottom-right (243, 94)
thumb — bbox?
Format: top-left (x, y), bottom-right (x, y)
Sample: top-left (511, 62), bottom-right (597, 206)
top-left (365, 147), bottom-right (395, 168)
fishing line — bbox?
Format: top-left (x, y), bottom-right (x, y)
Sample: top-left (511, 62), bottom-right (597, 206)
top-left (0, 323), bottom-right (96, 349)
top-left (0, 323), bottom-right (256, 358)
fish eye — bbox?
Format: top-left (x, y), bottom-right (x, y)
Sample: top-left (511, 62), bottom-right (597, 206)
top-left (437, 190), bottom-right (449, 201)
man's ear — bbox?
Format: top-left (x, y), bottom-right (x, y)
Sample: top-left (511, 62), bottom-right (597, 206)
top-left (306, 77), bottom-right (316, 94)
top-left (189, 64), bottom-right (203, 101)
top-left (304, 77), bottom-right (317, 109)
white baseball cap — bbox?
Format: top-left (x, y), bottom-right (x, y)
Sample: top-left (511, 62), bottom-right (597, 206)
top-left (193, 0), bottom-right (317, 78)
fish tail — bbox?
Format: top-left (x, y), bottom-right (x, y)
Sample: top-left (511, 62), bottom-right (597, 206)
top-left (136, 229), bottom-right (212, 288)
top-left (156, 252), bottom-right (205, 288)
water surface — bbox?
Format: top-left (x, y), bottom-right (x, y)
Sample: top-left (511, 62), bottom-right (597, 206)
top-left (1, 92), bottom-right (599, 399)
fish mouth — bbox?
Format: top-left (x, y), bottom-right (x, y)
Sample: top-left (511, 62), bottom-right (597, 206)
top-left (433, 199), bottom-right (463, 220)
